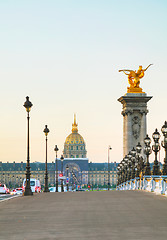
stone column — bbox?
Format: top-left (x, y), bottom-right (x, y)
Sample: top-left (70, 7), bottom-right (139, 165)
top-left (118, 93), bottom-right (152, 157)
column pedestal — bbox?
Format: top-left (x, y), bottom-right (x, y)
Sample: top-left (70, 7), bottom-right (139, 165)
top-left (118, 93), bottom-right (152, 157)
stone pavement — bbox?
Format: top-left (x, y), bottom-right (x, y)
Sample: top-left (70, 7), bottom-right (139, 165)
top-left (0, 191), bottom-right (167, 240)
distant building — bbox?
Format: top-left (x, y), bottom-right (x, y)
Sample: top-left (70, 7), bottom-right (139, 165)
top-left (0, 161), bottom-right (55, 188)
top-left (88, 162), bottom-right (118, 188)
top-left (0, 115), bottom-right (119, 188)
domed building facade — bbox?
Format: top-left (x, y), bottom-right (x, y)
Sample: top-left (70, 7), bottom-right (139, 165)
top-left (63, 115), bottom-right (87, 158)
top-left (55, 115), bottom-right (89, 188)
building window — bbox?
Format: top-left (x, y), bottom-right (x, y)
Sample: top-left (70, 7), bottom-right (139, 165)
top-left (76, 146), bottom-right (78, 150)
top-left (71, 146), bottom-right (73, 150)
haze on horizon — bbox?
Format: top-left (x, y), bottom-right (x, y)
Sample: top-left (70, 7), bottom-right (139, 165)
top-left (0, 0), bottom-right (167, 164)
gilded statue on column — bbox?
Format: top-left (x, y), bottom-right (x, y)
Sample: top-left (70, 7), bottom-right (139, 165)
top-left (119, 64), bottom-right (153, 93)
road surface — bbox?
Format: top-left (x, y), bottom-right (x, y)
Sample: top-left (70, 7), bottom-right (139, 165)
top-left (0, 191), bottom-right (167, 240)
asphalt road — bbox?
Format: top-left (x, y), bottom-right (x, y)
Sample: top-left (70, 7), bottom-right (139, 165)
top-left (0, 194), bottom-right (20, 202)
top-left (0, 191), bottom-right (167, 240)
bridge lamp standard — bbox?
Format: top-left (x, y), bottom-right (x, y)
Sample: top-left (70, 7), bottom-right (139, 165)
top-left (60, 155), bottom-right (64, 192)
top-left (117, 165), bottom-right (121, 186)
top-left (131, 148), bottom-right (136, 180)
top-left (127, 152), bottom-right (132, 181)
top-left (66, 165), bottom-right (69, 192)
top-left (144, 135), bottom-right (152, 176)
top-left (152, 129), bottom-right (161, 175)
top-left (108, 146), bottom-right (112, 191)
top-left (43, 125), bottom-right (50, 192)
top-left (23, 96), bottom-right (33, 196)
top-left (123, 159), bottom-right (128, 184)
top-left (135, 142), bottom-right (142, 178)
top-left (118, 161), bottom-right (123, 184)
top-left (54, 145), bottom-right (59, 192)
top-left (122, 156), bottom-right (128, 182)
top-left (161, 121), bottom-right (167, 175)
top-left (121, 158), bottom-right (126, 183)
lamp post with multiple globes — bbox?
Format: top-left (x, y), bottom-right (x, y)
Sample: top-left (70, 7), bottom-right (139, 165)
top-left (108, 146), bottom-right (112, 191)
top-left (144, 134), bottom-right (152, 176)
top-left (43, 125), bottom-right (50, 192)
top-left (161, 121), bottom-right (167, 175)
top-left (23, 96), bottom-right (33, 196)
top-left (54, 145), bottom-right (59, 192)
top-left (60, 155), bottom-right (64, 192)
top-left (152, 129), bottom-right (161, 175)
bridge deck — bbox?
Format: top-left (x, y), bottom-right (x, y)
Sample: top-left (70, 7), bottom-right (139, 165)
top-left (0, 191), bottom-right (167, 240)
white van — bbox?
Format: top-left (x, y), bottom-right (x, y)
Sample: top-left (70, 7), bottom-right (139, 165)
top-left (23, 178), bottom-right (41, 193)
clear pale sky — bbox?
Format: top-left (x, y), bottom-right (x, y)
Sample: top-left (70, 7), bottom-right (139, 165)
top-left (0, 0), bottom-right (167, 164)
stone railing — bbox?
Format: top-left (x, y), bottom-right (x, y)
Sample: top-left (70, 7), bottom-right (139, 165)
top-left (116, 175), bottom-right (167, 195)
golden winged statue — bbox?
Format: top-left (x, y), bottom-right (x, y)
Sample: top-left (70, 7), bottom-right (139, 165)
top-left (119, 64), bottom-right (153, 93)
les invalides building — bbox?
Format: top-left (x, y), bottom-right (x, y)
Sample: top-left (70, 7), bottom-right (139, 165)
top-left (60, 115), bottom-right (89, 186)
top-left (63, 114), bottom-right (87, 158)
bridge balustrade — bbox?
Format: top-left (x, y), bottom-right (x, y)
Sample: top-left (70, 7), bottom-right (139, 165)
top-left (116, 121), bottom-right (167, 195)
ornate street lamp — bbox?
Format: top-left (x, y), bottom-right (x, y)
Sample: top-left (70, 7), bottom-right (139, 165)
top-left (66, 164), bottom-right (69, 191)
top-left (121, 159), bottom-right (126, 183)
top-left (23, 96), bottom-right (33, 196)
top-left (60, 155), bottom-right (64, 192)
top-left (135, 142), bottom-right (142, 177)
top-left (124, 157), bottom-right (128, 182)
top-left (118, 162), bottom-right (123, 184)
top-left (54, 145), bottom-right (59, 192)
top-left (152, 128), bottom-right (161, 175)
top-left (127, 152), bottom-right (132, 181)
top-left (119, 161), bottom-right (123, 183)
top-left (72, 170), bottom-right (75, 190)
top-left (108, 146), bottom-right (112, 191)
top-left (43, 125), bottom-right (50, 192)
top-left (117, 165), bottom-right (121, 186)
top-left (144, 134), bottom-right (152, 176)
top-left (161, 121), bottom-right (167, 175)
top-left (131, 147), bottom-right (136, 179)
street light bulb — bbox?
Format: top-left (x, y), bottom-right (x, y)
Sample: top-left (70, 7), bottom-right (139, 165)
top-left (144, 134), bottom-right (151, 146)
top-left (23, 96), bottom-right (33, 112)
top-left (60, 155), bottom-right (64, 161)
top-left (136, 142), bottom-right (142, 153)
top-left (152, 128), bottom-right (160, 142)
top-left (54, 145), bottom-right (59, 152)
top-left (43, 125), bottom-right (50, 136)
top-left (161, 121), bottom-right (167, 137)
top-left (131, 147), bottom-right (136, 157)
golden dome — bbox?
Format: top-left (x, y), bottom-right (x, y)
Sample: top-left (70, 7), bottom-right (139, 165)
top-left (65, 114), bottom-right (85, 145)
top-left (65, 132), bottom-right (85, 145)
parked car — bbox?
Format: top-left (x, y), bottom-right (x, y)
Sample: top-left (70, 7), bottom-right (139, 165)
top-left (6, 188), bottom-right (10, 194)
top-left (0, 184), bottom-right (7, 194)
top-left (15, 188), bottom-right (23, 195)
top-left (49, 187), bottom-right (56, 192)
top-left (23, 179), bottom-right (41, 193)
top-left (10, 189), bottom-right (17, 195)
top-left (49, 186), bottom-right (67, 192)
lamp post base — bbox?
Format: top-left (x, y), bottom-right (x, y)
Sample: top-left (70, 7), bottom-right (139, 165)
top-left (23, 188), bottom-right (33, 196)
top-left (44, 187), bottom-right (50, 192)
top-left (56, 184), bottom-right (58, 192)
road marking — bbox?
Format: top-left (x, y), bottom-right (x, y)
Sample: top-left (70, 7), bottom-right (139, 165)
top-left (0, 195), bottom-right (21, 202)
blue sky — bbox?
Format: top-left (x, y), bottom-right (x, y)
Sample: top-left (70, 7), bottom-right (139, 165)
top-left (0, 0), bottom-right (167, 163)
